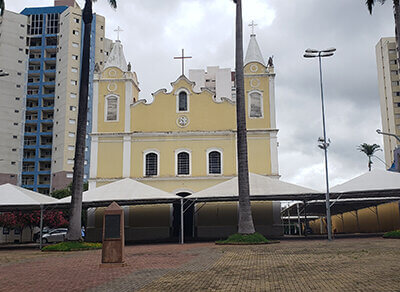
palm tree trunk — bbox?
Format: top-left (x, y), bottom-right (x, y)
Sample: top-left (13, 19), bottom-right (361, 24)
top-left (66, 0), bottom-right (93, 241)
top-left (235, 0), bottom-right (255, 235)
top-left (368, 157), bottom-right (372, 171)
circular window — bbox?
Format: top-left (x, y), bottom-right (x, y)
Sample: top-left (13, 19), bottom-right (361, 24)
top-left (107, 82), bottom-right (117, 92)
top-left (250, 64), bottom-right (258, 73)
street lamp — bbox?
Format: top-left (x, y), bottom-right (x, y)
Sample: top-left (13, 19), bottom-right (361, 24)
top-left (376, 129), bottom-right (400, 143)
top-left (304, 47), bottom-right (336, 241)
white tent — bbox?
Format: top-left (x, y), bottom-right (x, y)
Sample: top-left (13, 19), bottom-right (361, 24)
top-left (0, 183), bottom-right (58, 210)
top-left (331, 169), bottom-right (400, 193)
top-left (58, 178), bottom-right (181, 206)
top-left (187, 173), bottom-right (320, 201)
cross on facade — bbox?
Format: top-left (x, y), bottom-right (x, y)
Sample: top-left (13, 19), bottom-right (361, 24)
top-left (114, 26), bottom-right (123, 41)
top-left (174, 49), bottom-right (192, 76)
top-left (249, 20), bottom-right (257, 35)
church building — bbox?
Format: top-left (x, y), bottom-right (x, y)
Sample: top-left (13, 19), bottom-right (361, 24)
top-left (86, 33), bottom-right (282, 241)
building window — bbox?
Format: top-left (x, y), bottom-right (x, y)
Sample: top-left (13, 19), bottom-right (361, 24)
top-left (145, 152), bottom-right (158, 176)
top-left (249, 91), bottom-right (262, 118)
top-left (177, 151), bottom-right (190, 175)
top-left (66, 173), bottom-right (73, 178)
top-left (72, 55), bottom-right (78, 61)
top-left (71, 93), bottom-right (77, 98)
top-left (105, 95), bottom-right (119, 121)
top-left (178, 91), bottom-right (188, 112)
top-left (72, 42), bottom-right (79, 48)
top-left (67, 159), bottom-right (74, 165)
top-left (29, 14), bottom-right (43, 35)
top-left (71, 80), bottom-right (77, 86)
top-left (71, 67), bottom-right (78, 73)
top-left (208, 150), bottom-right (222, 175)
top-left (68, 132), bottom-right (75, 138)
top-left (74, 18), bottom-right (80, 24)
top-left (70, 106), bottom-right (77, 111)
top-left (69, 119), bottom-right (76, 124)
top-left (46, 13), bottom-right (60, 34)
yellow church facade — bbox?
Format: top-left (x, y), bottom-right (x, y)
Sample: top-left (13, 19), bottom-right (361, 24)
top-left (87, 35), bottom-right (282, 241)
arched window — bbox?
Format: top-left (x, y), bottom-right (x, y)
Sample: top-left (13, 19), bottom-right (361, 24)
top-left (178, 91), bottom-right (188, 111)
top-left (208, 151), bottom-right (221, 174)
top-left (145, 152), bottom-right (158, 176)
top-left (105, 95), bottom-right (118, 121)
top-left (249, 91), bottom-right (262, 118)
top-left (177, 152), bottom-right (190, 175)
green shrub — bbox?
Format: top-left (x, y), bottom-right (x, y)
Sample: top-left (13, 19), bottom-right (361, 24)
top-left (383, 230), bottom-right (400, 238)
top-left (216, 232), bottom-right (270, 244)
top-left (42, 241), bottom-right (102, 252)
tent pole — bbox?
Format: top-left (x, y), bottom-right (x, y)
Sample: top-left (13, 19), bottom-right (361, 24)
top-left (287, 208), bottom-right (291, 235)
top-left (297, 203), bottom-right (301, 236)
top-left (39, 205), bottom-right (44, 250)
top-left (180, 198), bottom-right (184, 244)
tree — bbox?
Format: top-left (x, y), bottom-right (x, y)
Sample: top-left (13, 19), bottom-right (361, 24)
top-left (0, 0), bottom-right (4, 16)
top-left (357, 143), bottom-right (381, 171)
top-left (366, 0), bottom-right (400, 69)
top-left (233, 0), bottom-right (255, 234)
top-left (67, 0), bottom-right (117, 241)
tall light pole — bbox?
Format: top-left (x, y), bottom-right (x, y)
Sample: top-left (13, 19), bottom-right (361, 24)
top-left (304, 47), bottom-right (336, 241)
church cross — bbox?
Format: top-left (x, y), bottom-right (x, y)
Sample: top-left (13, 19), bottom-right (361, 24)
top-left (249, 20), bottom-right (257, 35)
top-left (174, 49), bottom-right (192, 76)
top-left (114, 26), bottom-right (123, 41)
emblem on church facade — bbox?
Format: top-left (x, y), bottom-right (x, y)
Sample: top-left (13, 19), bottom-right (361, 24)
top-left (177, 115), bottom-right (189, 127)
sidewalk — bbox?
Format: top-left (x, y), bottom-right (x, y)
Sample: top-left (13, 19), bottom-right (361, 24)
top-left (0, 238), bottom-right (399, 291)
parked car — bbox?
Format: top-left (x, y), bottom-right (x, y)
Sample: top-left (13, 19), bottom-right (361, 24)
top-left (41, 228), bottom-right (68, 243)
top-left (33, 226), bottom-right (51, 242)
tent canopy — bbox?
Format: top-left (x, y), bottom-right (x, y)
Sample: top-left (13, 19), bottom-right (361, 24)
top-left (58, 178), bottom-right (181, 207)
top-left (0, 183), bottom-right (59, 211)
top-left (187, 173), bottom-right (321, 202)
top-left (331, 169), bottom-right (400, 193)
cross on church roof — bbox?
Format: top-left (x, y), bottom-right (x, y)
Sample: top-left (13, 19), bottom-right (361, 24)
top-left (114, 26), bottom-right (123, 41)
top-left (249, 20), bottom-right (257, 35)
top-left (174, 49), bottom-right (192, 76)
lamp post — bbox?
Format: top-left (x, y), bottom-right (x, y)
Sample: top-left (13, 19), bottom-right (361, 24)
top-left (304, 47), bottom-right (336, 241)
top-left (376, 129), bottom-right (400, 143)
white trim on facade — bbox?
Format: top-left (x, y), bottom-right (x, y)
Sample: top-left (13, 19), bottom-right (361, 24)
top-left (269, 132), bottom-right (279, 176)
top-left (122, 136), bottom-right (131, 177)
top-left (269, 74), bottom-right (276, 129)
top-left (175, 148), bottom-right (192, 176)
top-left (89, 136), bottom-right (99, 180)
top-left (206, 148), bottom-right (223, 176)
top-left (125, 81), bottom-right (132, 132)
top-left (175, 87), bottom-right (190, 113)
top-left (143, 149), bottom-right (160, 177)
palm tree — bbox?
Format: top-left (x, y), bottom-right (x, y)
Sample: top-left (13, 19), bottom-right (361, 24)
top-left (67, 0), bottom-right (117, 241)
top-left (357, 143), bottom-right (381, 171)
top-left (366, 0), bottom-right (400, 68)
top-left (0, 0), bottom-right (4, 16)
top-left (233, 0), bottom-right (255, 234)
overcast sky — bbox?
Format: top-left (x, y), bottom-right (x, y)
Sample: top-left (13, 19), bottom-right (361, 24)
top-left (6, 0), bottom-right (395, 190)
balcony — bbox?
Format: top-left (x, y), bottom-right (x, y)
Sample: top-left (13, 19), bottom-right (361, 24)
top-left (38, 174), bottom-right (51, 185)
top-left (29, 37), bottom-right (42, 47)
top-left (38, 188), bottom-right (50, 195)
top-left (39, 149), bottom-right (52, 159)
top-left (45, 37), bottom-right (57, 47)
top-left (22, 162), bottom-right (35, 172)
top-left (26, 110), bottom-right (38, 122)
top-left (40, 136), bottom-right (52, 146)
top-left (42, 110), bottom-right (54, 120)
top-left (29, 53), bottom-right (42, 59)
top-left (23, 149), bottom-right (36, 160)
top-left (22, 175), bottom-right (34, 186)
top-left (25, 124), bottom-right (37, 133)
top-left (41, 123), bottom-right (53, 133)
top-left (24, 137), bottom-right (37, 146)
top-left (39, 161), bottom-right (51, 171)
top-left (26, 99), bottom-right (39, 108)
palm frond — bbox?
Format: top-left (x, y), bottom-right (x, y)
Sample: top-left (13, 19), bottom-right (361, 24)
top-left (92, 0), bottom-right (116, 9)
top-left (366, 0), bottom-right (387, 14)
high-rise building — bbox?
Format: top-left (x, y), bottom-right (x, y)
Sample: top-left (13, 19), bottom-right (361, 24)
top-left (16, 1), bottom-right (111, 194)
top-left (0, 10), bottom-right (28, 186)
top-left (376, 37), bottom-right (400, 167)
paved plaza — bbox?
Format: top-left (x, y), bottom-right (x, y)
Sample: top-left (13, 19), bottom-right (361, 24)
top-left (0, 237), bottom-right (399, 291)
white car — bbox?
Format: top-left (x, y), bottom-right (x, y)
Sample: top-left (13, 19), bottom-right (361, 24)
top-left (41, 228), bottom-right (67, 243)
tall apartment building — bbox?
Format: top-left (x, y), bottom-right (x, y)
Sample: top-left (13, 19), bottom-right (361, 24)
top-left (376, 37), bottom-right (400, 167)
top-left (18, 1), bottom-right (111, 194)
top-left (0, 10), bottom-right (28, 185)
